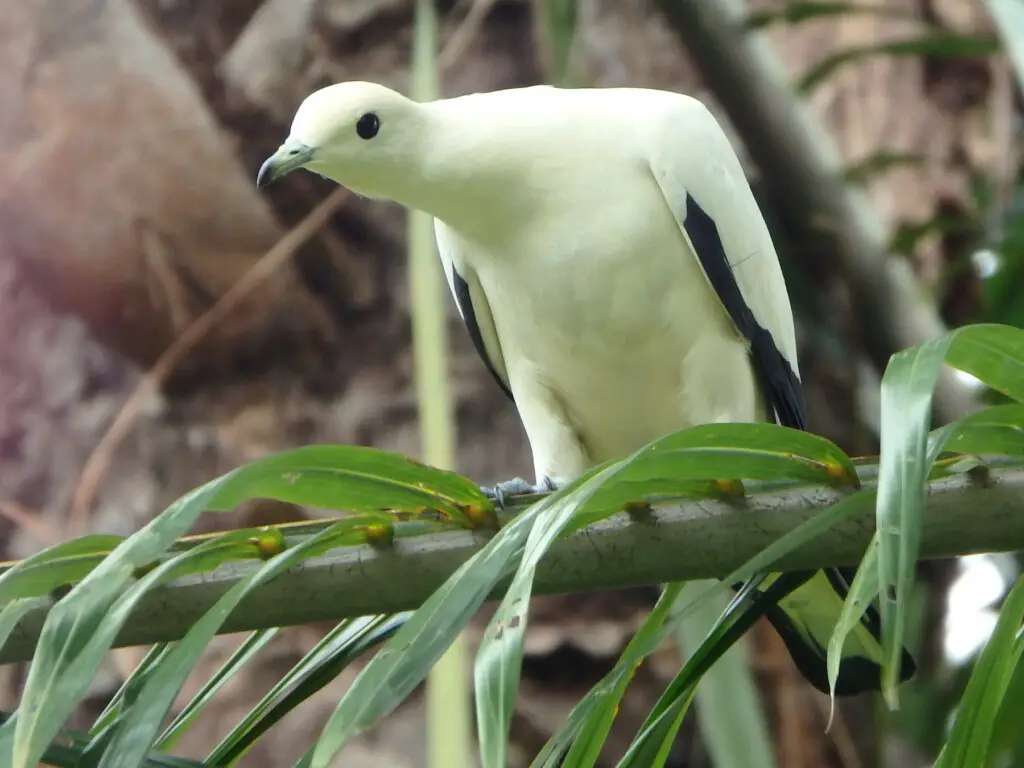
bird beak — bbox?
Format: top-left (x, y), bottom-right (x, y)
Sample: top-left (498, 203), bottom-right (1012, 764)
top-left (256, 139), bottom-right (315, 188)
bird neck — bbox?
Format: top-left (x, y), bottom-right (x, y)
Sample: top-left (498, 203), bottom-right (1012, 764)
top-left (393, 102), bottom-right (534, 240)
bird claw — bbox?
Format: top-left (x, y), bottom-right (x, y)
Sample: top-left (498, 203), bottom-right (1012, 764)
top-left (482, 476), bottom-right (559, 509)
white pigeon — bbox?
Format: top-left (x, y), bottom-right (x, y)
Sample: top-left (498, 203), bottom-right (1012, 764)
top-left (258, 81), bottom-right (915, 696)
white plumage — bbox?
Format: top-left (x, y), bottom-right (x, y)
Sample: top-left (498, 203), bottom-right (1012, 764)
top-left (434, 87), bottom-right (778, 483)
top-left (258, 81), bottom-right (915, 696)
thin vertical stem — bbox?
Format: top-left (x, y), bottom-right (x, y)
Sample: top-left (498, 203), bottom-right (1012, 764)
top-left (409, 1), bottom-right (473, 766)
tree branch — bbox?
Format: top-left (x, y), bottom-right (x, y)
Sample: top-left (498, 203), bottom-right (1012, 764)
top-left (3, 465), bottom-right (1023, 664)
top-left (654, 0), bottom-right (979, 424)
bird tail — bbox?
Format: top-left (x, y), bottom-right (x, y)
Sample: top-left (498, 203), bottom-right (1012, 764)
top-left (745, 568), bottom-right (917, 696)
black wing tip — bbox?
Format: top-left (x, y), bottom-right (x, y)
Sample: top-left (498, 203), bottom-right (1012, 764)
top-left (762, 569), bottom-right (918, 697)
top-left (769, 619), bottom-right (918, 697)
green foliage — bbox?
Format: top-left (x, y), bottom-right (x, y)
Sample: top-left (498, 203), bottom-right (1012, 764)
top-left (842, 151), bottom-right (927, 186)
top-left (986, 649), bottom-right (1024, 765)
top-left (536, 0), bottom-right (580, 86)
top-left (158, 629), bottom-right (279, 752)
top-left (2, 324), bottom-right (1024, 766)
top-left (744, 1), bottom-right (914, 29)
top-left (980, 182), bottom-right (1024, 328)
top-left (613, 576), bottom-right (792, 767)
top-left (797, 34), bottom-right (1000, 93)
top-left (552, 583), bottom-right (686, 768)
top-left (0, 447), bottom-right (485, 768)
top-left (872, 326), bottom-right (1024, 703)
top-left (475, 464), bottom-right (621, 768)
top-left (678, 584), bottom-right (776, 768)
top-left (827, 532), bottom-right (880, 698)
top-left (204, 617), bottom-right (405, 766)
top-left (934, 576), bottom-right (1024, 768)
top-left (739, 0), bottom-right (1001, 95)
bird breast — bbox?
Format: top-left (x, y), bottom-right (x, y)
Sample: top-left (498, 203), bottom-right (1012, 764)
top-left (475, 185), bottom-right (754, 463)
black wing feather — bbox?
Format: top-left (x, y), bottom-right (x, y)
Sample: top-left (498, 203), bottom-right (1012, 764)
top-left (451, 264), bottom-right (515, 402)
top-left (682, 193), bottom-right (915, 695)
top-left (681, 193), bottom-right (806, 430)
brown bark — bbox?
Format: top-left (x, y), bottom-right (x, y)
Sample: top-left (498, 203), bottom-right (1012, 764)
top-left (0, 0), bottom-right (335, 382)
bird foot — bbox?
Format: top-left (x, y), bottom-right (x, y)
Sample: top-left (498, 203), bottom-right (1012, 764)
top-left (482, 476), bottom-right (558, 509)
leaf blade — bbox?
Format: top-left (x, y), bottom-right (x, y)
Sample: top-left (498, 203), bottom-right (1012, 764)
top-left (476, 464), bottom-right (622, 768)
top-left (875, 324), bottom-right (1024, 704)
top-left (935, 576), bottom-right (1024, 768)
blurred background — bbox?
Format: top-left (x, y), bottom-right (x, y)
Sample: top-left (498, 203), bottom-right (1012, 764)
top-left (1, 0), bottom-right (1022, 766)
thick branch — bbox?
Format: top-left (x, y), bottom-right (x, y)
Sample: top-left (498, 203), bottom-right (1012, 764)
top-left (655, 0), bottom-right (978, 423)
top-left (3, 466), bottom-right (1024, 664)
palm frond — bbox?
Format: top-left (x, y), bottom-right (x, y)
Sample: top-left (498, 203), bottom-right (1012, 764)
top-left (3, 324), bottom-right (1024, 765)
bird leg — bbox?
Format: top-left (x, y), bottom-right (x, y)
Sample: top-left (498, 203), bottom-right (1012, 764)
top-left (483, 475), bottom-right (559, 509)
top-left (483, 375), bottom-right (580, 508)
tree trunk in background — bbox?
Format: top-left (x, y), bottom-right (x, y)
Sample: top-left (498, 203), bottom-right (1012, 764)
top-left (0, 0), bottom-right (999, 765)
top-left (0, 0), bottom-right (338, 383)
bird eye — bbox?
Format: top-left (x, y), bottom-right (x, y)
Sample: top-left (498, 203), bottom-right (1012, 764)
top-left (356, 112), bottom-right (380, 140)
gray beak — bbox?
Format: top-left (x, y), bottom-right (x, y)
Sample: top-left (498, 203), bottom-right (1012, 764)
top-left (256, 139), bottom-right (315, 188)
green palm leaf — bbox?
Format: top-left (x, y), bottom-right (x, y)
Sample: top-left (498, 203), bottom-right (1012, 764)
top-left (205, 614), bottom-right (406, 766)
top-left (875, 324), bottom-right (1024, 704)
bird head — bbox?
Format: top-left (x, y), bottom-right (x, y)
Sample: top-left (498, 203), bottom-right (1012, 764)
top-left (257, 82), bottom-right (426, 198)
